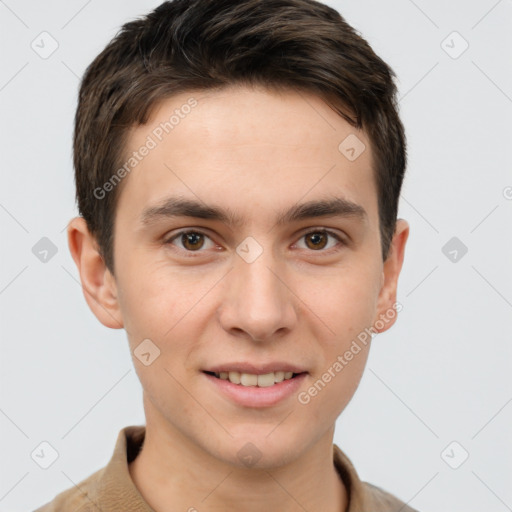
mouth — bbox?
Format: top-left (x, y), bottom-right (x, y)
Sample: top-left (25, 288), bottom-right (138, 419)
top-left (202, 369), bottom-right (308, 408)
top-left (203, 370), bottom-right (306, 388)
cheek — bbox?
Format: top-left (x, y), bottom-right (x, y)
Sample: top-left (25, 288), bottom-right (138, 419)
top-left (116, 263), bottom-right (217, 367)
top-left (331, 351), bottom-right (369, 412)
top-left (295, 263), bottom-right (380, 339)
top-left (116, 256), bottom-right (180, 326)
top-left (116, 275), bottom-right (161, 340)
top-left (300, 339), bottom-right (371, 424)
top-left (296, 264), bottom-right (378, 411)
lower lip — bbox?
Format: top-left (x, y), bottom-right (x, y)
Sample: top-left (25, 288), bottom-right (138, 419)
top-left (203, 372), bottom-right (308, 408)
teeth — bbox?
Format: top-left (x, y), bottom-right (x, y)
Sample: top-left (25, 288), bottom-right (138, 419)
top-left (257, 373), bottom-right (275, 387)
top-left (240, 373), bottom-right (258, 386)
top-left (274, 371), bottom-right (285, 383)
top-left (228, 371), bottom-right (240, 384)
top-left (214, 371), bottom-right (298, 386)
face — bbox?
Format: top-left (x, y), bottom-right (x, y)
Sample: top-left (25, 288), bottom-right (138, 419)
top-left (70, 84), bottom-right (408, 469)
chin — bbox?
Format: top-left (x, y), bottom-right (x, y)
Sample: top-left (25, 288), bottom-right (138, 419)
top-left (212, 428), bottom-right (308, 469)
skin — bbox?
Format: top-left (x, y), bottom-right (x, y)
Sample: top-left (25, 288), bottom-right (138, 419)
top-left (68, 84), bottom-right (409, 512)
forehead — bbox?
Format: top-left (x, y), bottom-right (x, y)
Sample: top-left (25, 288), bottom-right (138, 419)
top-left (115, 84), bottom-right (377, 228)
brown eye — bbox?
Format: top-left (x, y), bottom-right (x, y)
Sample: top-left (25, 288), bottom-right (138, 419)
top-left (296, 229), bottom-right (344, 252)
top-left (181, 232), bottom-right (205, 250)
top-left (166, 230), bottom-right (215, 252)
top-left (305, 231), bottom-right (328, 250)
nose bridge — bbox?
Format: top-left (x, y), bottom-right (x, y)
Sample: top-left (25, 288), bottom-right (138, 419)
top-left (219, 236), bottom-right (296, 340)
top-left (240, 249), bottom-right (282, 303)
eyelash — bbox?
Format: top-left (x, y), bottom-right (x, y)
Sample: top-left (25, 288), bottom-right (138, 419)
top-left (164, 228), bottom-right (346, 256)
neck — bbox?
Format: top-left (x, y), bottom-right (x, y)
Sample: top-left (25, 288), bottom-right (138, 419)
top-left (129, 403), bottom-right (348, 512)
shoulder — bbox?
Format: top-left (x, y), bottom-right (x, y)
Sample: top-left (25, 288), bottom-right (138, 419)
top-left (33, 467), bottom-right (105, 512)
top-left (332, 443), bottom-right (420, 512)
top-left (33, 425), bottom-right (147, 512)
top-left (361, 481), bottom-right (420, 512)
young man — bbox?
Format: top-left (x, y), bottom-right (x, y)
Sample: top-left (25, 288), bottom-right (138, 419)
top-left (35, 0), bottom-right (414, 510)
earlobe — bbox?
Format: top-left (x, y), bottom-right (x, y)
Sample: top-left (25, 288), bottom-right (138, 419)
top-left (373, 219), bottom-right (409, 334)
top-left (67, 217), bottom-right (124, 329)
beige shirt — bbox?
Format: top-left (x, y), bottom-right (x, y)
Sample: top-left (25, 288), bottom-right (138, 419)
top-left (34, 425), bottom-right (418, 511)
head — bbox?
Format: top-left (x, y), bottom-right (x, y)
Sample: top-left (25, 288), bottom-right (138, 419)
top-left (68, 0), bottom-right (409, 469)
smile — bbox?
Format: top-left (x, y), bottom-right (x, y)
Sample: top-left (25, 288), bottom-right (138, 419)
top-left (203, 370), bottom-right (308, 407)
top-left (206, 370), bottom-right (302, 387)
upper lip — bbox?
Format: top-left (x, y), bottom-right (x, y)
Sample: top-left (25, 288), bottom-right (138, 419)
top-left (204, 362), bottom-right (308, 375)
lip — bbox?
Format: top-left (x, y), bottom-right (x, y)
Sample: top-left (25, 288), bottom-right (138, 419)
top-left (204, 362), bottom-right (308, 375)
top-left (203, 371), bottom-right (308, 408)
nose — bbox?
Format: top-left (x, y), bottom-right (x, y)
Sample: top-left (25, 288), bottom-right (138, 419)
top-left (217, 246), bottom-right (298, 342)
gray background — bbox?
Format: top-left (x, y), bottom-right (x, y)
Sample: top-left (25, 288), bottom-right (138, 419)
top-left (1, 0), bottom-right (511, 510)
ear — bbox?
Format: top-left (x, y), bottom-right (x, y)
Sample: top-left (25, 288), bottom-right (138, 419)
top-left (373, 218), bottom-right (409, 334)
top-left (67, 217), bottom-right (124, 329)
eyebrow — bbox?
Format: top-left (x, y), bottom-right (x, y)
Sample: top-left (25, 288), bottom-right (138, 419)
top-left (140, 196), bottom-right (367, 228)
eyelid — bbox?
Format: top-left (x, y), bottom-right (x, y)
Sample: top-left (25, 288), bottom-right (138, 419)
top-left (164, 227), bottom-right (346, 255)
top-left (164, 228), bottom-right (219, 254)
top-left (292, 228), bottom-right (346, 252)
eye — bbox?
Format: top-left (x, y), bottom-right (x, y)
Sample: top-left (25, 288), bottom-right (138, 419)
top-left (164, 228), bottom-right (345, 255)
top-left (165, 230), bottom-right (216, 253)
top-left (295, 229), bottom-right (345, 252)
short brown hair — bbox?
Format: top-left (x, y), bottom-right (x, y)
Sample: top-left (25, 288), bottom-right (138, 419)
top-left (74, 0), bottom-right (406, 273)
